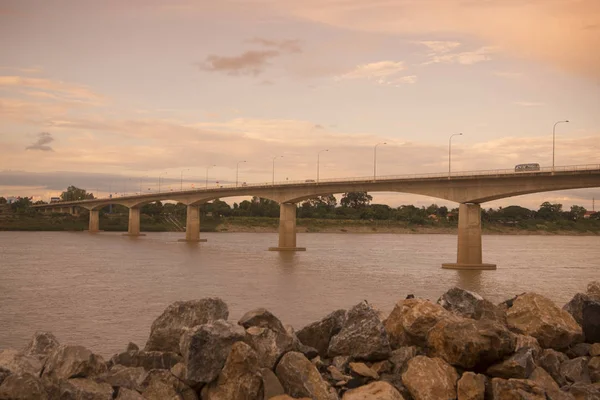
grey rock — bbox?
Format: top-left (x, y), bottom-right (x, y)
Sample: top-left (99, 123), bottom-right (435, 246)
top-left (22, 331), bottom-right (60, 362)
top-left (589, 356), bottom-right (600, 383)
top-left (145, 298), bottom-right (228, 353)
top-left (275, 351), bottom-right (338, 400)
top-left (567, 343), bottom-right (592, 359)
top-left (243, 325), bottom-right (294, 369)
top-left (562, 382), bottom-right (600, 399)
top-left (109, 350), bottom-right (181, 371)
top-left (97, 365), bottom-right (147, 392)
top-left (341, 381), bottom-right (405, 400)
top-left (328, 301), bottom-right (391, 361)
top-left (539, 348), bottom-right (570, 387)
top-left (401, 356), bottom-right (458, 400)
top-left (238, 308), bottom-right (287, 334)
top-left (59, 378), bottom-right (114, 400)
top-left (201, 342), bottom-right (262, 400)
top-left (180, 319), bottom-right (245, 385)
top-left (490, 378), bottom-right (546, 400)
top-left (388, 346), bottom-right (418, 374)
top-left (297, 309), bottom-right (346, 358)
top-left (582, 300), bottom-right (600, 344)
top-left (115, 387), bottom-right (144, 400)
top-left (0, 348), bottom-right (43, 377)
top-left (42, 345), bottom-right (107, 380)
top-left (438, 287), bottom-right (506, 322)
top-left (457, 372), bottom-right (486, 400)
top-left (514, 334), bottom-right (542, 359)
top-left (564, 293), bottom-right (592, 325)
top-left (141, 369), bottom-right (197, 400)
top-left (560, 356), bottom-right (591, 385)
top-left (0, 373), bottom-right (49, 400)
top-left (486, 347), bottom-right (535, 379)
top-left (125, 342), bottom-right (139, 352)
top-left (261, 368), bottom-right (285, 399)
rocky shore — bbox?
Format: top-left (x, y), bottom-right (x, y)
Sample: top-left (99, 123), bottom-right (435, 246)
top-left (1, 284), bottom-right (600, 399)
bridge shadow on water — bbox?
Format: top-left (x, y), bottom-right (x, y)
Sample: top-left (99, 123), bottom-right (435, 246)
top-left (451, 270), bottom-right (483, 294)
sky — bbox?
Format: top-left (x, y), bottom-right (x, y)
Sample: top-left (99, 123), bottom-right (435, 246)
top-left (1, 0), bottom-right (599, 210)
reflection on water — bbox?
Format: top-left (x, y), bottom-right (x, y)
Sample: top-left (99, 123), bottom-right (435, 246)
top-left (0, 231), bottom-right (598, 357)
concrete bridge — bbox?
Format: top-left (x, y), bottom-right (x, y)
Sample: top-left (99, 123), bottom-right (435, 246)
top-left (33, 164), bottom-right (600, 270)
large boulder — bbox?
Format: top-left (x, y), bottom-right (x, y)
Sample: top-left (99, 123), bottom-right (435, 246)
top-left (22, 331), bottom-right (60, 362)
top-left (109, 350), bottom-right (181, 371)
top-left (297, 309), bottom-right (346, 358)
top-left (587, 281), bottom-right (600, 299)
top-left (456, 372), bottom-right (486, 400)
top-left (115, 387), bottom-right (144, 400)
top-left (529, 367), bottom-right (574, 400)
top-left (201, 342), bottom-right (262, 400)
top-left (141, 369), bottom-right (197, 400)
top-left (486, 347), bottom-right (536, 379)
top-left (563, 293), bottom-right (591, 325)
top-left (384, 298), bottom-right (451, 348)
top-left (238, 308), bottom-right (287, 333)
top-left (427, 316), bottom-right (515, 369)
top-left (507, 293), bottom-right (584, 350)
top-left (438, 287), bottom-right (506, 322)
top-left (0, 349), bottom-right (43, 376)
top-left (514, 334), bottom-right (542, 359)
top-left (582, 299), bottom-right (600, 343)
top-left (538, 348), bottom-right (570, 387)
top-left (179, 319), bottom-right (245, 386)
top-left (145, 298), bottom-right (228, 353)
top-left (42, 345), bottom-right (107, 380)
top-left (98, 365), bottom-right (147, 392)
top-left (341, 381), bottom-right (405, 399)
top-left (59, 378), bottom-right (114, 400)
top-left (328, 301), bottom-right (391, 361)
top-left (562, 382), bottom-right (600, 398)
top-left (243, 325), bottom-right (294, 369)
top-left (559, 356), bottom-right (591, 385)
top-left (261, 368), bottom-right (285, 399)
top-left (275, 351), bottom-right (338, 400)
top-left (490, 378), bottom-right (546, 400)
top-left (0, 373), bottom-right (49, 400)
top-left (401, 356), bottom-right (458, 400)
top-left (388, 346), bottom-right (418, 374)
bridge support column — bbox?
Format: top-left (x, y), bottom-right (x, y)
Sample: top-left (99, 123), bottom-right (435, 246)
top-left (88, 210), bottom-right (100, 233)
top-left (178, 205), bottom-right (207, 242)
top-left (269, 203), bottom-right (306, 251)
top-left (442, 203), bottom-right (496, 270)
top-left (123, 207), bottom-right (146, 237)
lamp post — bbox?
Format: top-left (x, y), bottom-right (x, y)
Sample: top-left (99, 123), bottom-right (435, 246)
top-left (317, 149), bottom-right (329, 183)
top-left (206, 164), bottom-right (216, 189)
top-left (272, 156), bottom-right (283, 185)
top-left (552, 120), bottom-right (569, 171)
top-left (180, 168), bottom-right (190, 191)
top-left (236, 161), bottom-right (246, 187)
top-left (448, 133), bottom-right (463, 177)
top-left (374, 142), bottom-right (387, 181)
top-left (158, 172), bottom-right (168, 193)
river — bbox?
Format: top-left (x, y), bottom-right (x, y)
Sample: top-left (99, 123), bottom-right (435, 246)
top-left (0, 231), bottom-right (598, 357)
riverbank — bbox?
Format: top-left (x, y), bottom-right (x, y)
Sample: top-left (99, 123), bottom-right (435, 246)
top-left (1, 283), bottom-right (599, 398)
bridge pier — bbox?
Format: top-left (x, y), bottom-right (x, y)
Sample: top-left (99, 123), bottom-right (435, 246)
top-left (88, 210), bottom-right (100, 233)
top-left (442, 203), bottom-right (496, 270)
top-left (269, 203), bottom-right (306, 251)
top-left (178, 205), bottom-right (207, 242)
top-left (123, 207), bottom-right (145, 237)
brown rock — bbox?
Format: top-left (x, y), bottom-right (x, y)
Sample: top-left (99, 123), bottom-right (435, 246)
top-left (239, 308), bottom-right (287, 333)
top-left (115, 387), bottom-right (144, 400)
top-left (457, 372), bottom-right (486, 400)
top-left (349, 362), bottom-right (379, 379)
top-left (538, 348), bottom-right (570, 386)
top-left (0, 349), bottom-right (43, 377)
top-left (486, 348), bottom-right (535, 379)
top-left (388, 346), bottom-right (418, 373)
top-left (384, 299), bottom-right (451, 348)
top-left (141, 369), bottom-right (197, 400)
top-left (507, 293), bottom-right (584, 350)
top-left (328, 365), bottom-right (352, 382)
top-left (297, 310), bottom-right (346, 358)
top-left (401, 356), bottom-right (458, 400)
top-left (59, 378), bottom-right (114, 400)
top-left (587, 281), bottom-right (600, 299)
top-left (275, 351), bottom-right (338, 400)
top-left (560, 356), bottom-right (591, 385)
top-left (261, 367), bottom-right (285, 399)
top-left (514, 334), bottom-right (542, 358)
top-left (109, 350), bottom-right (182, 371)
top-left (98, 365), bottom-right (147, 392)
top-left (590, 343), bottom-right (600, 357)
top-left (490, 378), bottom-right (546, 400)
top-left (0, 373), bottom-right (48, 400)
top-left (42, 345), bottom-right (107, 381)
top-left (243, 325), bottom-right (294, 369)
top-left (529, 367), bottom-right (575, 400)
top-left (589, 356), bottom-right (600, 383)
top-left (270, 396), bottom-right (311, 400)
top-left (438, 287), bottom-right (506, 322)
top-left (371, 360), bottom-right (392, 375)
top-left (22, 331), bottom-right (60, 362)
top-left (564, 293), bottom-right (591, 326)
top-left (341, 381), bottom-right (405, 399)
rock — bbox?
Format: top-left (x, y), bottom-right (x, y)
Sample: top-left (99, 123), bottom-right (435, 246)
top-left (22, 331), bottom-right (60, 361)
top-left (275, 351), bottom-right (338, 400)
top-left (297, 309), bottom-right (346, 358)
top-left (388, 346), bottom-right (418, 373)
top-left (401, 356), bottom-right (458, 400)
top-left (589, 356), bottom-right (600, 383)
top-left (563, 382), bottom-right (600, 399)
top-left (108, 350), bottom-right (181, 371)
top-left (591, 344), bottom-right (600, 357)
top-left (567, 343), bottom-right (592, 359)
top-left (141, 369), bottom-right (197, 400)
top-left (243, 325), bottom-right (294, 369)
top-left (490, 378), bottom-right (546, 399)
top-left (332, 356), bottom-right (351, 372)
top-left (42, 345), bottom-right (107, 380)
top-left (582, 300), bottom-right (600, 343)
top-left (538, 348), bottom-right (570, 386)
top-left (371, 360), bottom-right (392, 375)
top-left (587, 281), bottom-right (600, 299)
top-left (115, 387), bottom-right (144, 400)
top-left (328, 301), bottom-right (391, 361)
top-left (564, 293), bottom-right (591, 325)
top-left (179, 320), bottom-right (245, 386)
top-left (0, 368), bottom-right (9, 386)
top-left (438, 287), bottom-right (505, 322)
top-left (457, 372), bottom-right (486, 400)
top-left (270, 396), bottom-right (311, 400)
top-left (349, 362), bottom-right (379, 379)
top-left (0, 348), bottom-right (43, 376)
top-left (341, 381), bottom-right (405, 400)
top-left (98, 365), bottom-right (147, 392)
top-left (59, 378), bottom-right (114, 400)
top-left (514, 334), bottom-right (542, 358)
top-left (125, 342), bottom-right (139, 352)
top-left (145, 298), bottom-right (228, 353)
top-left (0, 373), bottom-right (49, 400)
top-left (560, 356), bottom-right (591, 385)
top-left (328, 365), bottom-right (351, 381)
top-left (507, 293), bottom-right (583, 350)
top-left (427, 316), bottom-right (515, 369)
top-left (530, 367), bottom-right (574, 400)
top-left (201, 342), bottom-right (262, 400)
top-left (384, 298), bottom-right (451, 348)
top-left (238, 308), bottom-right (287, 333)
top-left (261, 367), bottom-right (285, 399)
top-left (486, 347), bottom-right (535, 379)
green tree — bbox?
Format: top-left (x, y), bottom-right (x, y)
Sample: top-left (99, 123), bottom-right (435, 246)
top-left (0, 197), bottom-right (6, 204)
top-left (569, 205), bottom-right (587, 221)
top-left (10, 197), bottom-right (32, 213)
top-left (60, 186), bottom-right (95, 201)
top-left (340, 192), bottom-right (372, 209)
top-left (537, 202), bottom-right (563, 220)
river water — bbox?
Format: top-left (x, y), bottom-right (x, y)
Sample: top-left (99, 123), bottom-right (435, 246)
top-left (0, 231), bottom-right (598, 357)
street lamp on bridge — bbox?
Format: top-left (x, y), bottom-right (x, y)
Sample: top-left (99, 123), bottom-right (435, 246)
top-left (448, 133), bottom-right (463, 177)
top-left (236, 160), bottom-right (247, 187)
top-left (158, 172), bottom-right (168, 193)
top-left (206, 164), bottom-right (216, 189)
top-left (317, 149), bottom-right (329, 183)
top-left (374, 142), bottom-right (387, 181)
top-left (552, 120), bottom-right (569, 171)
top-left (180, 168), bottom-right (190, 191)
top-left (272, 156), bottom-right (283, 185)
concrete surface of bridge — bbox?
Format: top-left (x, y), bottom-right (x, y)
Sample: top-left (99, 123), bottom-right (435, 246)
top-left (33, 164), bottom-right (600, 270)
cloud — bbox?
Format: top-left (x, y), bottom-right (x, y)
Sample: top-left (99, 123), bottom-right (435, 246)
top-left (248, 38), bottom-right (302, 53)
top-left (335, 61), bottom-right (416, 86)
top-left (513, 101), bottom-right (545, 107)
top-left (26, 132), bottom-right (54, 151)
top-left (0, 76), bottom-right (103, 103)
top-left (494, 71), bottom-right (523, 79)
top-left (419, 41), bottom-right (496, 65)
